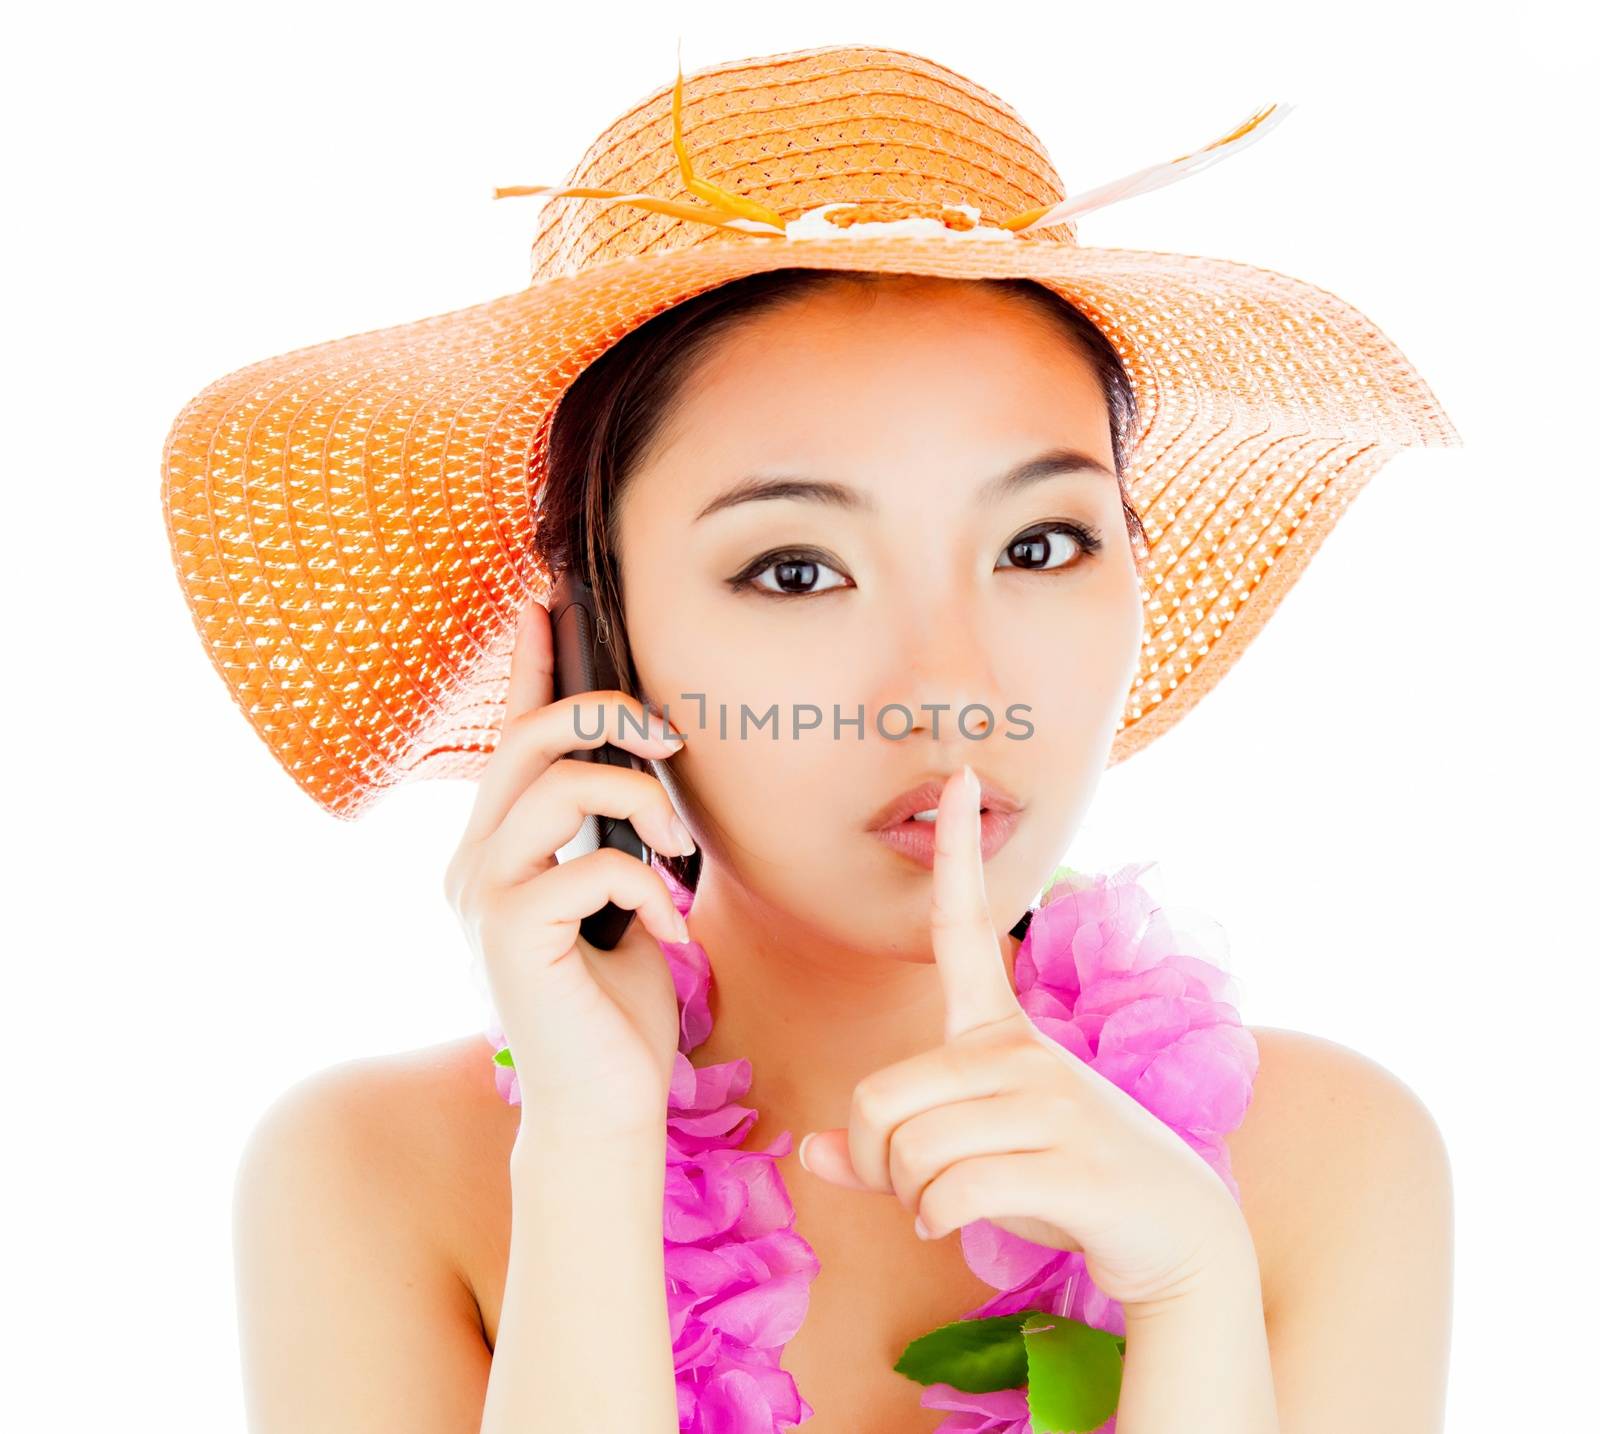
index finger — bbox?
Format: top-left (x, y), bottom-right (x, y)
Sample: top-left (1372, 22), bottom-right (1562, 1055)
top-left (464, 596), bottom-right (555, 838)
top-left (930, 764), bottom-right (1021, 1041)
top-left (504, 594), bottom-right (552, 725)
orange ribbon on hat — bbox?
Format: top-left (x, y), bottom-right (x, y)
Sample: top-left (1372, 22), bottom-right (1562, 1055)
top-left (493, 39), bottom-right (1293, 242)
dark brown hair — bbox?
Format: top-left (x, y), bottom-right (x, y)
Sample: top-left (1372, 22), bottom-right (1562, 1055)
top-left (533, 267), bottom-right (1147, 891)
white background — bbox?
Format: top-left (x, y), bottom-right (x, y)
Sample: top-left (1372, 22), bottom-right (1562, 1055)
top-left (5, 1), bottom-right (1593, 1428)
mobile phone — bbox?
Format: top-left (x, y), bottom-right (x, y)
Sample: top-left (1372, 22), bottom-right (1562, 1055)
top-left (547, 567), bottom-right (651, 951)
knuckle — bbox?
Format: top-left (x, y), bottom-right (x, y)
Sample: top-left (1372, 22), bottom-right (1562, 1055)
top-left (1008, 1030), bottom-right (1057, 1073)
top-left (948, 1026), bottom-right (1012, 1075)
top-left (889, 1125), bottom-right (929, 1181)
top-left (564, 689), bottom-right (631, 733)
top-left (591, 845), bottom-right (638, 880)
top-left (501, 700), bottom-right (550, 745)
top-left (850, 1079), bottom-right (890, 1131)
top-left (917, 1180), bottom-right (949, 1233)
top-left (547, 754), bottom-right (644, 791)
top-left (546, 755), bottom-right (591, 783)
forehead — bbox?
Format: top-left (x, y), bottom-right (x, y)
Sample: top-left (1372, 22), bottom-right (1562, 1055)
top-left (642, 279), bottom-right (1111, 481)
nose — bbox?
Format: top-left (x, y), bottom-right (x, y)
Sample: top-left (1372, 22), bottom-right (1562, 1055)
top-left (871, 584), bottom-right (1004, 746)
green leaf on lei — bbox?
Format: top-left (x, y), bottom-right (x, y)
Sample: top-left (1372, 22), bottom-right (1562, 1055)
top-left (892, 1312), bottom-right (1031, 1391)
top-left (893, 1309), bottom-right (1125, 1432)
top-left (1022, 1311), bottom-right (1125, 1433)
top-left (492, 1045), bottom-right (515, 1068)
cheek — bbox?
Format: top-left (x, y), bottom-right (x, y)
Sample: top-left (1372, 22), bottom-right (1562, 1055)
top-left (681, 736), bottom-right (847, 889)
top-left (632, 638), bottom-right (848, 858)
top-left (1022, 575), bottom-right (1142, 735)
top-left (999, 566), bottom-right (1143, 850)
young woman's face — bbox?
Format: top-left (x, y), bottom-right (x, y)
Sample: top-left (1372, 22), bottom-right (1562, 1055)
top-left (616, 276), bottom-right (1144, 946)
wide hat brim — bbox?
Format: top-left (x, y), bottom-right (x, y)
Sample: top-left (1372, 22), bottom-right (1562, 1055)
top-left (161, 188), bottom-right (1460, 819)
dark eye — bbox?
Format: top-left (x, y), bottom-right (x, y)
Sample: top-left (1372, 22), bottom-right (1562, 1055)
top-left (996, 521), bottom-right (1103, 572)
top-left (728, 550), bottom-right (851, 598)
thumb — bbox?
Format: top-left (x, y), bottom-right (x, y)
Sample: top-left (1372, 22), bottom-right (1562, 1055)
top-left (796, 1129), bottom-right (872, 1190)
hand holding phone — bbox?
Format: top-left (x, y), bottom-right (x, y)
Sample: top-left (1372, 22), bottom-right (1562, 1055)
top-left (547, 567), bottom-right (676, 950)
top-left (442, 590), bottom-right (693, 1144)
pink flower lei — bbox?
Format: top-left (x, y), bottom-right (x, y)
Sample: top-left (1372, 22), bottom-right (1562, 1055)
top-left (485, 860), bottom-right (1259, 1432)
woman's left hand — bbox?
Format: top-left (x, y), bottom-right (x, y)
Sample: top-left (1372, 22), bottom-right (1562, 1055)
top-left (796, 765), bottom-right (1253, 1315)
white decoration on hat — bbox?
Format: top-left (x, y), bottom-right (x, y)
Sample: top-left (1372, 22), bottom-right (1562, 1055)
top-left (784, 202), bottom-right (1019, 243)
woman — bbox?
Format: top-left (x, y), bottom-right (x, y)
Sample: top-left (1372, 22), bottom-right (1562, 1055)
top-left (175, 46), bottom-right (1457, 1434)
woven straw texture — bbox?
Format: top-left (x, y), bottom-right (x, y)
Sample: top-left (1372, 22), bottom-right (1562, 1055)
top-left (160, 44), bottom-right (1461, 819)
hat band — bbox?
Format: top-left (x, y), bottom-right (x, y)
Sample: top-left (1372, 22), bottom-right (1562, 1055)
top-left (784, 201), bottom-right (1021, 244)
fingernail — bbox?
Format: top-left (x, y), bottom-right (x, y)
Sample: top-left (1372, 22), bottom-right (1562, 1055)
top-left (669, 815), bottom-right (696, 854)
top-left (798, 1132), bottom-right (815, 1172)
top-left (963, 764), bottom-right (979, 804)
top-left (914, 1216), bottom-right (932, 1239)
top-left (644, 700), bottom-right (686, 744)
top-left (673, 909), bottom-right (690, 942)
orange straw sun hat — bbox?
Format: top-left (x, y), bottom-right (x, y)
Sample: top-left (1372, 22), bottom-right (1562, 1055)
top-left (160, 42), bottom-right (1461, 820)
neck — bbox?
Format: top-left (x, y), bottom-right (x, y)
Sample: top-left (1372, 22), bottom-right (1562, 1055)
top-left (681, 859), bottom-right (1025, 1136)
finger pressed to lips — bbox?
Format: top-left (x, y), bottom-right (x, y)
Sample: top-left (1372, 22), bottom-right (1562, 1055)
top-left (930, 765), bottom-right (1020, 1041)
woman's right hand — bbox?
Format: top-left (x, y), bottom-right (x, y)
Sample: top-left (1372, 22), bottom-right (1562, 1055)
top-left (444, 595), bottom-right (696, 1149)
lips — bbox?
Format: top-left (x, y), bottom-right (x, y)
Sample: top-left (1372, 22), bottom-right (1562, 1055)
top-left (867, 784), bottom-right (1024, 869)
top-left (864, 773), bottom-right (1022, 831)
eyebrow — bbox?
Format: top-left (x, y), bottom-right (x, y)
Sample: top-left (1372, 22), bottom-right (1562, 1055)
top-left (691, 447), bottom-right (1116, 523)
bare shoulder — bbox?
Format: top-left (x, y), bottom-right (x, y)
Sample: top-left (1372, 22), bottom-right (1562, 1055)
top-left (234, 1035), bottom-right (519, 1312)
top-left (231, 1035), bottom-right (520, 1429)
top-left (241, 1032), bottom-right (519, 1205)
top-left (1228, 1025), bottom-right (1453, 1323)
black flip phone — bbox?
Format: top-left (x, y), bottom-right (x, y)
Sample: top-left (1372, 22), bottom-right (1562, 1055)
top-left (547, 568), bottom-right (651, 951)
